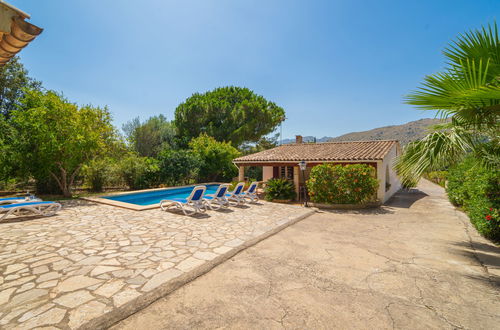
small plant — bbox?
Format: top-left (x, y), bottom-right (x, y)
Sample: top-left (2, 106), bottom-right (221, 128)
top-left (264, 178), bottom-right (296, 201)
top-left (307, 164), bottom-right (378, 204)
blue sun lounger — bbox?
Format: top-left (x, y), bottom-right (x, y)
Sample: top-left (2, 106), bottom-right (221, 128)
top-left (203, 184), bottom-right (230, 210)
top-left (241, 181), bottom-right (259, 203)
top-left (0, 195), bottom-right (41, 205)
top-left (160, 185), bottom-right (207, 215)
top-left (0, 201), bottom-right (61, 222)
top-left (226, 182), bottom-right (245, 205)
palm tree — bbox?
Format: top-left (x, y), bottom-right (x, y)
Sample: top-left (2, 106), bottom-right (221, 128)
top-left (395, 22), bottom-right (500, 186)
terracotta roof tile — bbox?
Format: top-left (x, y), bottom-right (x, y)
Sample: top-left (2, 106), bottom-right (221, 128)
top-left (234, 140), bottom-right (399, 163)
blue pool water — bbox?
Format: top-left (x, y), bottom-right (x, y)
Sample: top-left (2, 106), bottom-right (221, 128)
top-left (103, 184), bottom-right (220, 206)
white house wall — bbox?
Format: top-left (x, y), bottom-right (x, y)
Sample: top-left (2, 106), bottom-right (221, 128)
top-left (382, 145), bottom-right (402, 203)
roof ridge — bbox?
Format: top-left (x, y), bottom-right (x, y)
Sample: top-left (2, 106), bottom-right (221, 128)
top-left (282, 139), bottom-right (399, 146)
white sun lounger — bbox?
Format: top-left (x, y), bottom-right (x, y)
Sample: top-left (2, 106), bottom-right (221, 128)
top-left (0, 195), bottom-right (41, 205)
top-left (160, 185), bottom-right (207, 215)
top-left (0, 201), bottom-right (61, 222)
top-left (226, 182), bottom-right (245, 205)
top-left (203, 184), bottom-right (230, 210)
top-left (241, 181), bottom-right (259, 203)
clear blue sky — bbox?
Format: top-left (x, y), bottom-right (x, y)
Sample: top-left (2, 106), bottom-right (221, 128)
top-left (10, 0), bottom-right (498, 139)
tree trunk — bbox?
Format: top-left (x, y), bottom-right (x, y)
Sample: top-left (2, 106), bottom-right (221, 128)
top-left (50, 165), bottom-right (72, 198)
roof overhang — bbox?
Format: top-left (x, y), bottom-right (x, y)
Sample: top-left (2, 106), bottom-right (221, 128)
top-left (233, 159), bottom-right (381, 166)
top-left (0, 2), bottom-right (42, 66)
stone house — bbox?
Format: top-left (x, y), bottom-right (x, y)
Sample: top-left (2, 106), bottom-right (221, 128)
top-left (233, 136), bottom-right (402, 203)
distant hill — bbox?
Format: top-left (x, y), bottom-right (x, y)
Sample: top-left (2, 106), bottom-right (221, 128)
top-left (282, 118), bottom-right (447, 146)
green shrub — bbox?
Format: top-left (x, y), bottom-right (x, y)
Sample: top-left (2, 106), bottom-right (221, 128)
top-left (157, 149), bottom-right (201, 186)
top-left (82, 158), bottom-right (112, 192)
top-left (264, 178), bottom-right (296, 201)
top-left (424, 170), bottom-right (448, 188)
top-left (447, 156), bottom-right (500, 241)
top-left (118, 153), bottom-right (160, 190)
top-left (307, 164), bottom-right (379, 204)
top-left (189, 134), bottom-right (240, 182)
top-left (446, 158), bottom-right (475, 206)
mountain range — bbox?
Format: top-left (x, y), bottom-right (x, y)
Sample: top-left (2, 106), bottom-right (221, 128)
top-left (282, 118), bottom-right (447, 145)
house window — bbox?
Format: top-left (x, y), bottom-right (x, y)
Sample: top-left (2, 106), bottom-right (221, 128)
top-left (274, 166), bottom-right (294, 180)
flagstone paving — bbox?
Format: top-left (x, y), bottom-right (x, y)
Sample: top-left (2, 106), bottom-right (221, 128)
top-left (0, 199), bottom-right (313, 329)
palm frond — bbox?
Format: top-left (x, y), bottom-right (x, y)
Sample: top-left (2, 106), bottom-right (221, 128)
top-left (394, 129), bottom-right (474, 187)
top-left (443, 22), bottom-right (500, 72)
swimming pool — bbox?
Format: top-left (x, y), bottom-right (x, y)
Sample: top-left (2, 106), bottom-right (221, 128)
top-left (102, 184), bottom-right (220, 207)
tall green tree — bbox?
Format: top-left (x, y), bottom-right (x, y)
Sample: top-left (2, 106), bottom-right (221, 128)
top-left (10, 90), bottom-right (116, 197)
top-left (0, 57), bottom-right (41, 117)
top-left (175, 86), bottom-right (285, 147)
top-left (189, 134), bottom-right (240, 182)
top-left (122, 115), bottom-right (176, 157)
top-left (395, 22), bottom-right (500, 186)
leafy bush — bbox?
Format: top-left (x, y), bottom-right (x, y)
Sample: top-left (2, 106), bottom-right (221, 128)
top-left (157, 149), bottom-right (201, 186)
top-left (189, 134), bottom-right (240, 182)
top-left (424, 170), bottom-right (448, 188)
top-left (82, 158), bottom-right (112, 192)
top-left (264, 178), bottom-right (296, 201)
top-left (447, 156), bottom-right (499, 241)
top-left (307, 164), bottom-right (379, 204)
top-left (117, 153), bottom-right (160, 190)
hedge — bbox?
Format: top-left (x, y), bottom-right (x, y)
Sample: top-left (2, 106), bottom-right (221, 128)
top-left (307, 164), bottom-right (378, 204)
top-left (447, 156), bottom-right (500, 241)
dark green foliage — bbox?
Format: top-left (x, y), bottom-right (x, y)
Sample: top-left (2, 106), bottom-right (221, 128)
top-left (117, 153), bottom-right (160, 190)
top-left (189, 134), bottom-right (240, 182)
top-left (307, 164), bottom-right (379, 204)
top-left (264, 178), bottom-right (296, 201)
top-left (157, 149), bottom-right (201, 186)
top-left (0, 57), bottom-right (41, 117)
top-left (446, 157), bottom-right (477, 206)
top-left (446, 156), bottom-right (500, 241)
top-left (122, 115), bottom-right (176, 157)
top-left (240, 134), bottom-right (279, 155)
top-left (175, 87), bottom-right (285, 147)
top-left (245, 166), bottom-right (262, 181)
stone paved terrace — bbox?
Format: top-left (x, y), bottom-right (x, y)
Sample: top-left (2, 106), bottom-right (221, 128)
top-left (0, 199), bottom-right (313, 329)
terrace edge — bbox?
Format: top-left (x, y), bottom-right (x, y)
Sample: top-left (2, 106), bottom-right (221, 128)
top-left (80, 207), bottom-right (316, 330)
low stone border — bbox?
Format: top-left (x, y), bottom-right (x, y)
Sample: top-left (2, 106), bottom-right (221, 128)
top-left (82, 208), bottom-right (316, 330)
top-left (308, 201), bottom-right (381, 209)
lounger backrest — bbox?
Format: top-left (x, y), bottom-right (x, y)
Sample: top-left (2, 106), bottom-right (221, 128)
top-left (188, 186), bottom-right (206, 202)
top-left (233, 183), bottom-right (244, 195)
top-left (247, 182), bottom-right (258, 193)
top-left (216, 184), bottom-right (229, 198)
top-left (0, 197), bottom-right (21, 201)
top-left (0, 201), bottom-right (53, 209)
